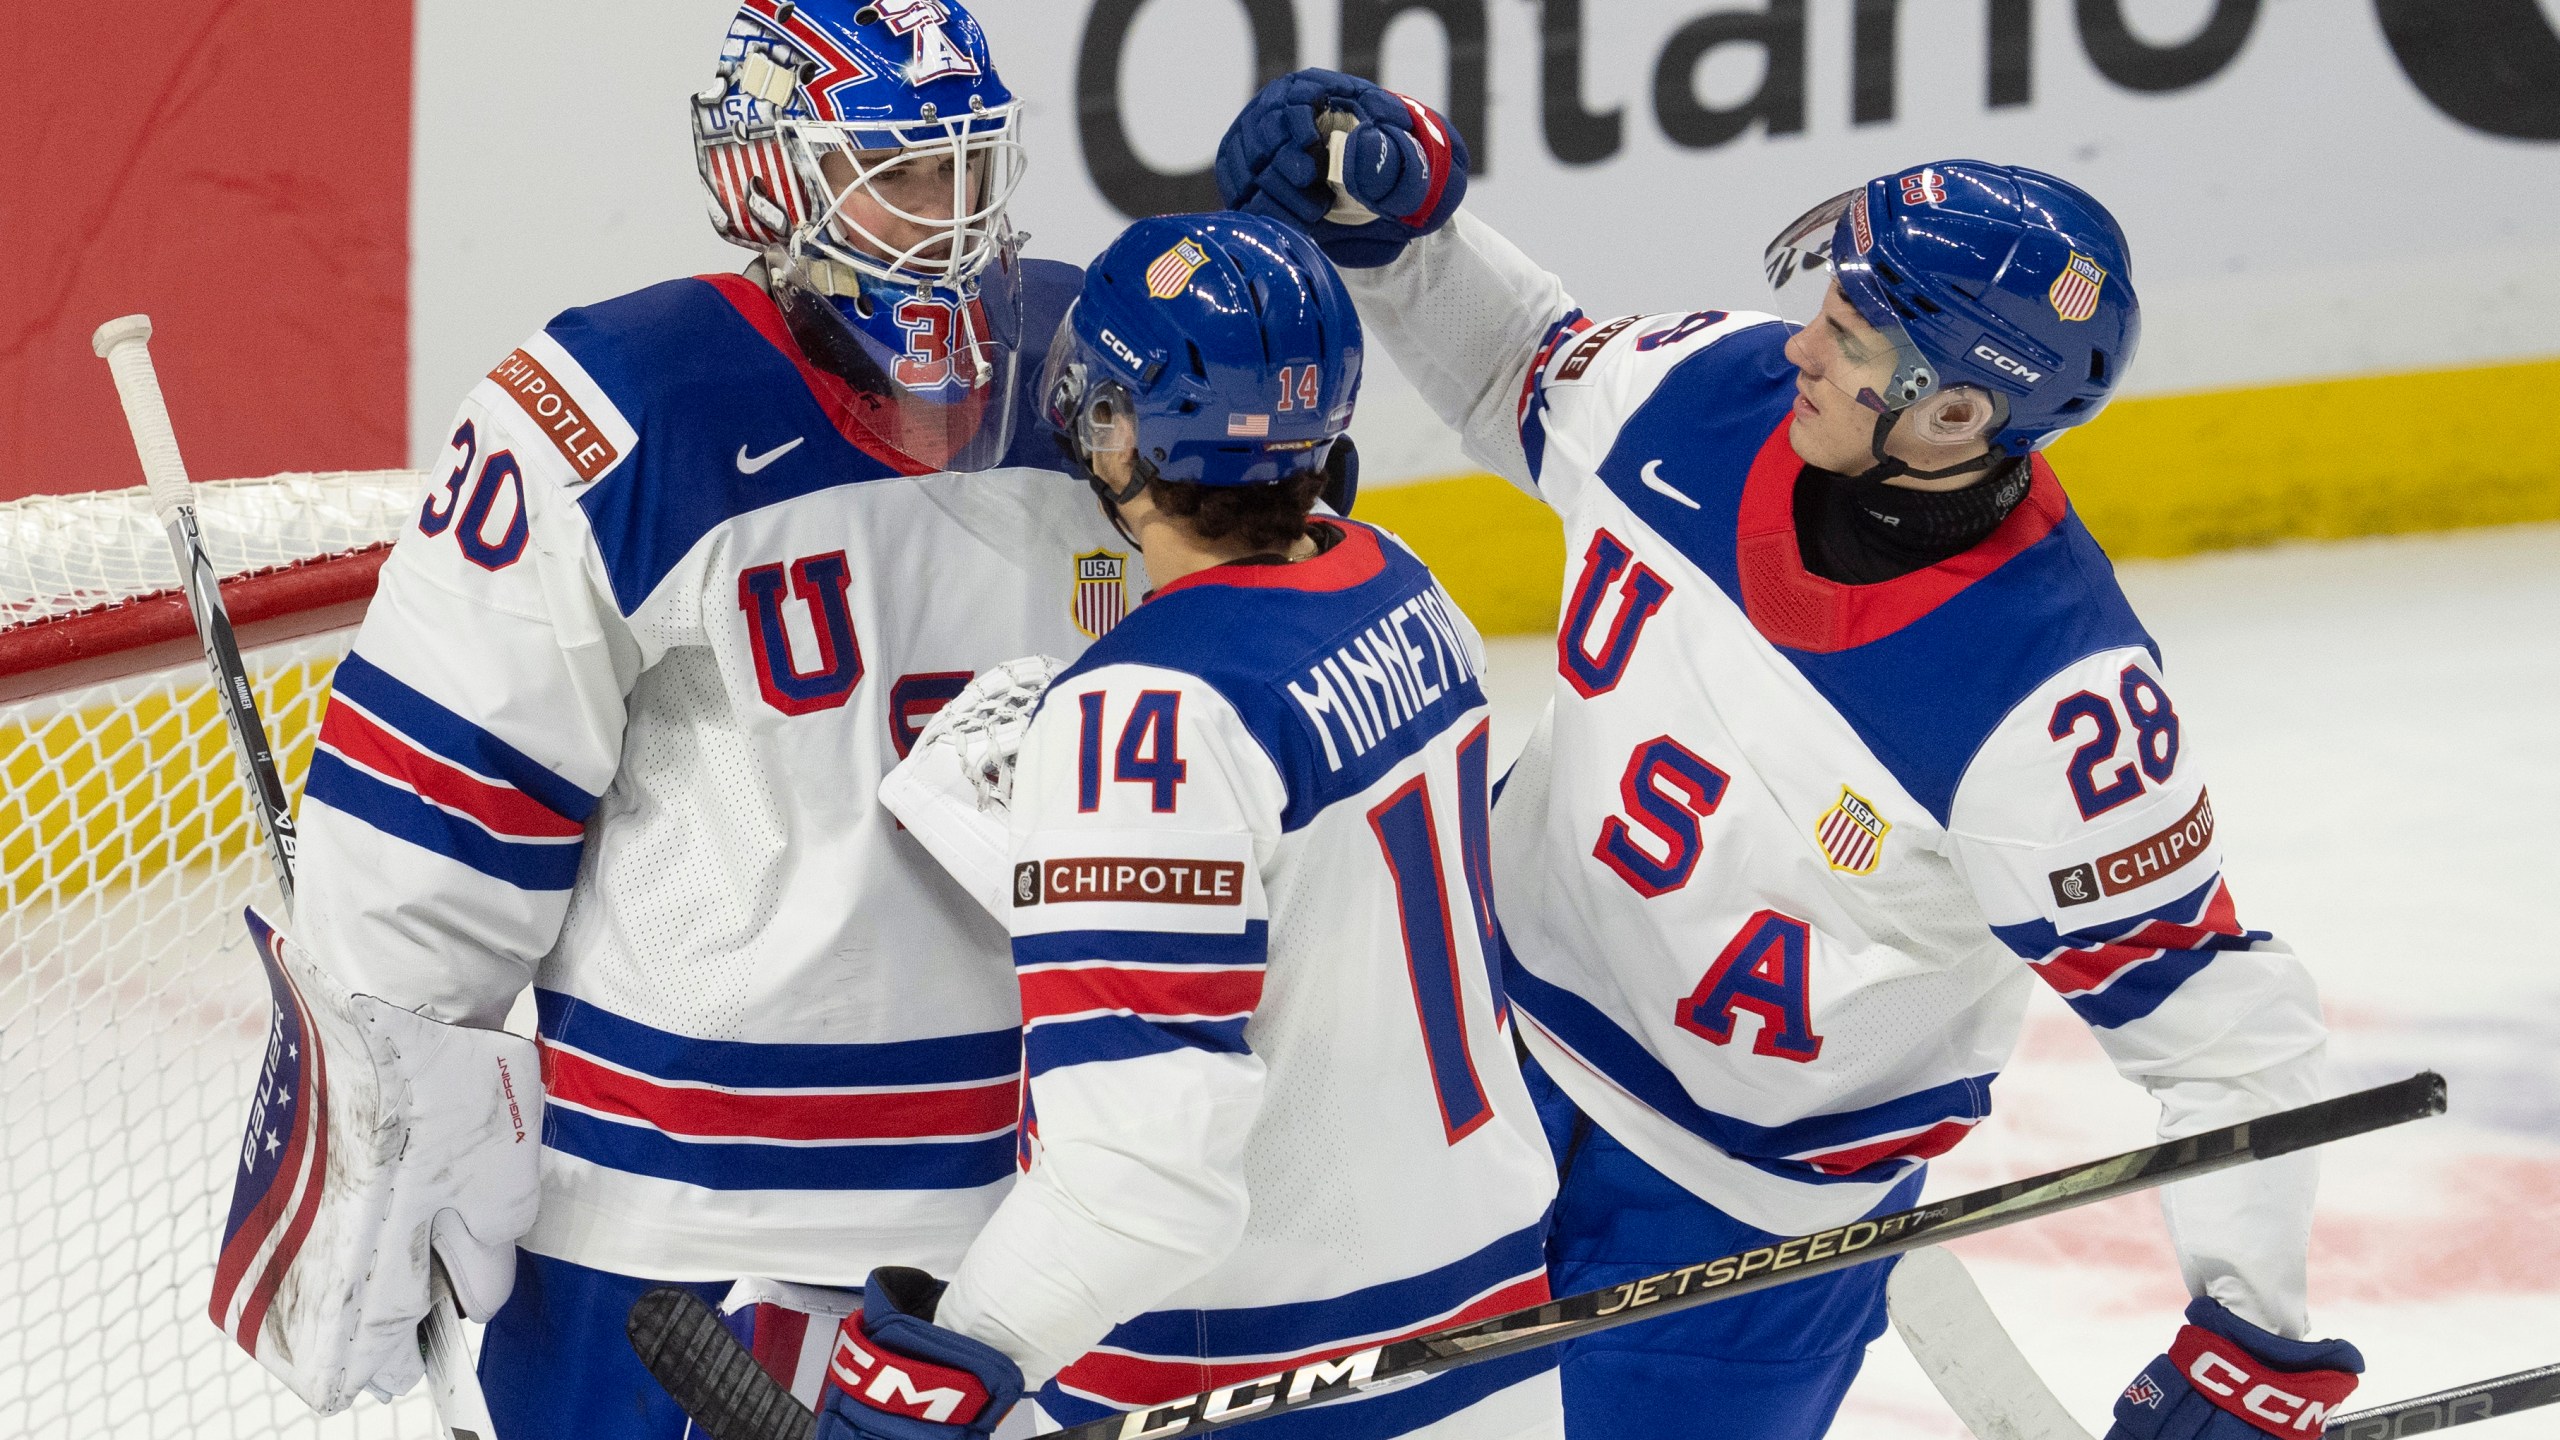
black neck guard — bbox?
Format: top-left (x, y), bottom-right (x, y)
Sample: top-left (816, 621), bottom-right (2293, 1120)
top-left (1792, 457), bottom-right (2032, 586)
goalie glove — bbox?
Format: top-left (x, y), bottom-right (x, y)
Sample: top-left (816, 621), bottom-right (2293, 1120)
top-left (879, 657), bottom-right (1065, 923)
top-left (916, 656), bottom-right (1064, 814)
top-left (213, 908), bottom-right (542, 1413)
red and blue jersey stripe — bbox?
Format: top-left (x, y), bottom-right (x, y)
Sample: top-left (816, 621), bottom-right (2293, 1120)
top-left (1516, 308), bottom-right (1589, 484)
top-left (1012, 925), bottom-right (1269, 1079)
top-left (304, 651), bottom-right (599, 890)
top-left (533, 991), bottom-right (1021, 1192)
top-left (1505, 941), bottom-right (1994, 1185)
top-left (1992, 872), bottom-right (2269, 1030)
top-left (1036, 1220), bottom-right (1555, 1438)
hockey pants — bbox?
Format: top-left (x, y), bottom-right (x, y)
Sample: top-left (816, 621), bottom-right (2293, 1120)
top-left (479, 1249), bottom-right (727, 1439)
top-left (1525, 1057), bottom-right (1922, 1440)
top-left (481, 1248), bottom-right (1558, 1440)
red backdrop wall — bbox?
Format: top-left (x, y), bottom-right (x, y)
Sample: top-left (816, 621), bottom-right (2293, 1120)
top-left (0, 1), bottom-right (412, 501)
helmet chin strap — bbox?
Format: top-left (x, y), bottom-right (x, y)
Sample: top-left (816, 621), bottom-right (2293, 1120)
top-left (1052, 430), bottom-right (1151, 546)
top-left (1861, 406), bottom-right (2001, 485)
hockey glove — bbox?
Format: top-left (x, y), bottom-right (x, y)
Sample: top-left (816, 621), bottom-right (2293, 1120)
top-left (914, 655), bottom-right (1064, 813)
top-left (216, 908), bottom-right (542, 1413)
top-left (815, 1268), bottom-right (1025, 1440)
top-left (1215, 67), bottom-right (1468, 268)
top-left (2108, 1297), bottom-right (2362, 1440)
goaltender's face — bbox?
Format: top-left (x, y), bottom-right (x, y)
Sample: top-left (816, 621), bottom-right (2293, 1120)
top-left (1781, 284), bottom-right (1903, 475)
top-left (817, 144), bottom-right (985, 268)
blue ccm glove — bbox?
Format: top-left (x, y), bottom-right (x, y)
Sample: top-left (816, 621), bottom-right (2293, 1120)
top-left (814, 1269), bottom-right (1024, 1440)
top-left (2109, 1297), bottom-right (2363, 1440)
top-left (1215, 67), bottom-right (1469, 269)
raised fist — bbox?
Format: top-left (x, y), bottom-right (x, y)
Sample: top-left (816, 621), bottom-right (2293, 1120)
top-left (1215, 67), bottom-right (1469, 269)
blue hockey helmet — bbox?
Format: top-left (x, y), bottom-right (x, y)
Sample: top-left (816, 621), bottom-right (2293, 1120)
top-left (691, 0), bottom-right (1028, 470)
top-left (1764, 160), bottom-right (2140, 457)
top-left (1038, 213), bottom-right (1364, 499)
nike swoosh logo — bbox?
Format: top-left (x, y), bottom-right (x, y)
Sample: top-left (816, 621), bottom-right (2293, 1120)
top-left (1641, 459), bottom-right (1701, 510)
top-left (736, 437), bottom-right (805, 474)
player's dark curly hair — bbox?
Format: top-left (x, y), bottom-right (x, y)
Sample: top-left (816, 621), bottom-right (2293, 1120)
top-left (1143, 470), bottom-right (1328, 553)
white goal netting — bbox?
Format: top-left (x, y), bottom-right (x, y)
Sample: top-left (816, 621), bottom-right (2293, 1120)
top-left (1, 471), bottom-right (446, 1438)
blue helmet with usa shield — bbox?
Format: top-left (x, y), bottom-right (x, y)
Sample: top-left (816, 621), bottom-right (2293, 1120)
top-left (690, 0), bottom-right (1029, 471)
top-left (1038, 213), bottom-right (1364, 502)
top-left (1765, 160), bottom-right (2140, 460)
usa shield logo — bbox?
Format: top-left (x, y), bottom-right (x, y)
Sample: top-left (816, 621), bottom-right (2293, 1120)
top-left (1145, 240), bottom-right (1211, 300)
top-left (1073, 549), bottom-right (1129, 639)
top-left (2049, 252), bottom-right (2107, 323)
top-left (1815, 787), bottom-right (1890, 875)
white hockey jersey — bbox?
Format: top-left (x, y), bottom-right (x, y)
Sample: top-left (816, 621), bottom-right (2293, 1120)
top-left (931, 520), bottom-right (1561, 1440)
top-left (1339, 215), bottom-right (2331, 1334)
top-left (294, 264), bottom-right (1128, 1283)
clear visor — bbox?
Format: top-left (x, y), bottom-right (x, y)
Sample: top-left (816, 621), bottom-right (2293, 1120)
top-left (1036, 307), bottom-right (1140, 471)
top-left (782, 106), bottom-right (1025, 288)
top-left (1763, 189), bottom-right (1943, 416)
top-left (773, 240), bottom-right (1023, 474)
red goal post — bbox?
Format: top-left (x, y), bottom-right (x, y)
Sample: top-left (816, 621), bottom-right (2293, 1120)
top-left (0, 470), bottom-right (448, 1438)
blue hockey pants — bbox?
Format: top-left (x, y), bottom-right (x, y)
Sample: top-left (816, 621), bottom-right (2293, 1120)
top-left (1525, 1056), bottom-right (1922, 1440)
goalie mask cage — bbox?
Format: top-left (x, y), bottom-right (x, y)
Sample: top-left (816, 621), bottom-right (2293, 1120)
top-left (0, 471), bottom-right (445, 1438)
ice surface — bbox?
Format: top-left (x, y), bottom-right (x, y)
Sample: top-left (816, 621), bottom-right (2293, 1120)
top-left (1481, 522), bottom-right (2560, 1436)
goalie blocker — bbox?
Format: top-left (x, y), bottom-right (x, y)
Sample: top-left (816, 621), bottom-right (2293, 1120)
top-left (213, 907), bottom-right (543, 1412)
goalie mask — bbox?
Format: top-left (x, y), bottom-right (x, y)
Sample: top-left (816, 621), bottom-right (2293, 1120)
top-left (692, 0), bottom-right (1028, 471)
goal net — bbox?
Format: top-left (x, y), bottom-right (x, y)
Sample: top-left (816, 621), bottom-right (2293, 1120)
top-left (0, 471), bottom-right (446, 1438)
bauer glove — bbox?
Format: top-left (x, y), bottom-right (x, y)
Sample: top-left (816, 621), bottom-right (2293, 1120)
top-left (814, 1268), bottom-right (1024, 1440)
top-left (1215, 68), bottom-right (1468, 268)
top-left (2109, 1296), bottom-right (2363, 1440)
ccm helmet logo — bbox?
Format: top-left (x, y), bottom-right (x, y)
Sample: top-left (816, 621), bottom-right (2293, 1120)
top-left (1972, 343), bottom-right (2044, 385)
top-left (1098, 327), bottom-right (1147, 373)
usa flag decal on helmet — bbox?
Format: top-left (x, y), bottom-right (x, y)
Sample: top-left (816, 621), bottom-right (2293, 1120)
top-left (1145, 240), bottom-right (1212, 300)
top-left (2049, 252), bottom-right (2107, 323)
top-left (1073, 549), bottom-right (1129, 638)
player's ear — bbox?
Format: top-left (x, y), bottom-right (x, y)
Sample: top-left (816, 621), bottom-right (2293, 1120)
top-left (1907, 386), bottom-right (2001, 448)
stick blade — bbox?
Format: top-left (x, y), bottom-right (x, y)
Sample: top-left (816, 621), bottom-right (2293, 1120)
top-left (1889, 1246), bottom-right (2094, 1440)
top-left (627, 1287), bottom-right (816, 1440)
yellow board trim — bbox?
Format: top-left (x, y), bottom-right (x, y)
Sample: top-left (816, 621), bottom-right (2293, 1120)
top-left (1360, 354), bottom-right (2560, 637)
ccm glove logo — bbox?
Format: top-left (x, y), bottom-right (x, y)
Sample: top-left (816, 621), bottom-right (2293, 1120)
top-left (2168, 1327), bottom-right (2359, 1436)
top-left (827, 1323), bottom-right (992, 1425)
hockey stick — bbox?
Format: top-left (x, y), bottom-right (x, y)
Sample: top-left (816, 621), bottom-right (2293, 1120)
top-left (2328, 1362), bottom-right (2560, 1438)
top-left (1889, 1245), bottom-right (2087, 1440)
top-left (92, 315), bottom-right (501, 1440)
top-left (626, 1071), bottom-right (2446, 1440)
top-left (1890, 1245), bottom-right (2560, 1440)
